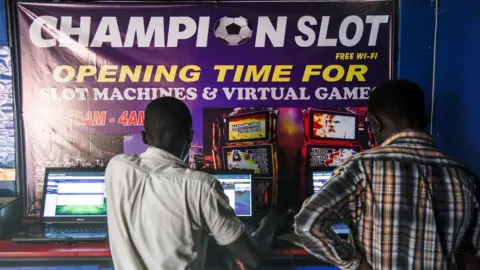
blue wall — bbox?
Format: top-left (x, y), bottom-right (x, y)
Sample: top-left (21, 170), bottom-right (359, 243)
top-left (397, 0), bottom-right (435, 122)
top-left (432, 0), bottom-right (480, 176)
top-left (0, 0), bottom-right (5, 46)
top-left (398, 0), bottom-right (480, 176)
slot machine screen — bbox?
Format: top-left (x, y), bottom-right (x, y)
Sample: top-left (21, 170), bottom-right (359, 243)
top-left (222, 144), bottom-right (274, 177)
top-left (226, 111), bottom-right (270, 143)
top-left (307, 145), bottom-right (361, 169)
top-left (309, 110), bottom-right (358, 141)
top-left (311, 170), bottom-right (334, 193)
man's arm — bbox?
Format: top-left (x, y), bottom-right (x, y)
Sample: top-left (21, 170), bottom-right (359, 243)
top-left (294, 166), bottom-right (363, 270)
top-left (460, 174), bottom-right (480, 269)
top-left (202, 180), bottom-right (279, 267)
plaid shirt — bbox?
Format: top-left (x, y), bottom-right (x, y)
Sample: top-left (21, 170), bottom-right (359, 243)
top-left (295, 130), bottom-right (480, 270)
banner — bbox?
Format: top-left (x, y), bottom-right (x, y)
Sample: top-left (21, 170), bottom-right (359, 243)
top-left (17, 1), bottom-right (393, 205)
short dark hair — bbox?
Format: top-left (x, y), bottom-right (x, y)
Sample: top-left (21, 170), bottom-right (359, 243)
top-left (144, 97), bottom-right (192, 141)
top-left (368, 80), bottom-right (429, 129)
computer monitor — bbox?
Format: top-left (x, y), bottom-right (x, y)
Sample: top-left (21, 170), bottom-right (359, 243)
top-left (311, 168), bottom-right (350, 235)
top-left (42, 168), bottom-right (107, 220)
top-left (209, 171), bottom-right (253, 217)
top-left (312, 169), bottom-right (334, 193)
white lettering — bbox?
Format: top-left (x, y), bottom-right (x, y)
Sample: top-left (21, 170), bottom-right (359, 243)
top-left (124, 17), bottom-right (165, 47)
top-left (30, 16), bottom-right (58, 48)
top-left (366, 15), bottom-right (389, 46)
top-left (59, 17), bottom-right (91, 47)
top-left (339, 16), bottom-right (363, 47)
top-left (90, 17), bottom-right (122, 47)
top-left (255, 16), bottom-right (287, 47)
top-left (167, 17), bottom-right (197, 47)
top-left (318, 16), bottom-right (337, 46)
top-left (295, 16), bottom-right (317, 47)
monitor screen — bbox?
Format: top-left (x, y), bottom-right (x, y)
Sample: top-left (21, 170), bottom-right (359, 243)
top-left (43, 170), bottom-right (106, 218)
top-left (310, 111), bottom-right (358, 141)
top-left (312, 170), bottom-right (334, 193)
top-left (226, 112), bottom-right (270, 143)
top-left (307, 145), bottom-right (361, 168)
top-left (222, 144), bottom-right (274, 177)
top-left (212, 173), bottom-right (253, 217)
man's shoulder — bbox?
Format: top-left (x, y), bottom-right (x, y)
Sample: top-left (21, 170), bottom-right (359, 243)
top-left (183, 169), bottom-right (218, 188)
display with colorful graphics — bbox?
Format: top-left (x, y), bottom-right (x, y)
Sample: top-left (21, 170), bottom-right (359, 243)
top-left (310, 111), bottom-right (358, 141)
top-left (222, 144), bottom-right (274, 177)
top-left (227, 112), bottom-right (269, 142)
top-left (307, 145), bottom-right (362, 168)
top-left (15, 1), bottom-right (393, 206)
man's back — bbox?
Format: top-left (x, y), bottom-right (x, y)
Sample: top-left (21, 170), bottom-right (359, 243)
top-left (353, 131), bottom-right (478, 268)
top-left (105, 147), bottom-right (245, 270)
top-left (296, 130), bottom-right (480, 269)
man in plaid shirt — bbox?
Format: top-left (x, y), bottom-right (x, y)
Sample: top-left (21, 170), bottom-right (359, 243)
top-left (295, 80), bottom-right (480, 269)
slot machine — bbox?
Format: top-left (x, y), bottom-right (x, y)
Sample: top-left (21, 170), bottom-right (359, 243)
top-left (300, 109), bottom-right (363, 200)
top-left (212, 109), bottom-right (279, 219)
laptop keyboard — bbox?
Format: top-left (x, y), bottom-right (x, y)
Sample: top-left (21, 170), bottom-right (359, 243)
top-left (45, 224), bottom-right (108, 234)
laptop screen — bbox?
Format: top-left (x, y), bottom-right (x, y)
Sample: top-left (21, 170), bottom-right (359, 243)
top-left (311, 170), bottom-right (350, 234)
top-left (43, 170), bottom-right (106, 218)
top-left (212, 173), bottom-right (252, 217)
top-left (312, 170), bottom-right (334, 193)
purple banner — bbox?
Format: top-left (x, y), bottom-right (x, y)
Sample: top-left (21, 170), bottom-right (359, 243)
top-left (17, 1), bottom-right (392, 205)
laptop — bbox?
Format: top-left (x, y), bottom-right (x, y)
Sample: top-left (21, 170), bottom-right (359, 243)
top-left (14, 168), bottom-right (108, 243)
top-left (311, 169), bottom-right (351, 234)
top-left (210, 171), bottom-right (253, 218)
top-left (277, 169), bottom-right (351, 247)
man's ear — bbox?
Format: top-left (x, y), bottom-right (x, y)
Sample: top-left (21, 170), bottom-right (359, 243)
top-left (370, 114), bottom-right (383, 133)
top-left (188, 130), bottom-right (194, 144)
top-left (141, 131), bottom-right (148, 145)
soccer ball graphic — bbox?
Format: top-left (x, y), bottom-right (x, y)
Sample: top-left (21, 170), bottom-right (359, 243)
top-left (214, 16), bottom-right (253, 46)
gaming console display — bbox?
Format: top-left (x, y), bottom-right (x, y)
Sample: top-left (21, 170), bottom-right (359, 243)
top-left (43, 170), bottom-right (107, 217)
top-left (222, 144), bottom-right (274, 177)
top-left (307, 145), bottom-right (361, 168)
top-left (226, 111), bottom-right (271, 143)
top-left (309, 111), bottom-right (358, 141)
top-left (312, 170), bottom-right (334, 193)
top-left (211, 173), bottom-right (253, 217)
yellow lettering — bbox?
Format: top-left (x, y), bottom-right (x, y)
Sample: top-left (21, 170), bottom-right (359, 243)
top-left (323, 65), bottom-right (345, 82)
top-left (302, 65), bottom-right (323, 82)
top-left (98, 66), bottom-right (118, 83)
top-left (119, 65), bottom-right (142, 83)
top-left (154, 65), bottom-right (177, 82)
top-left (53, 65), bottom-right (75, 83)
top-left (214, 65), bottom-right (235, 82)
top-left (272, 65), bottom-right (292, 82)
top-left (77, 66), bottom-right (96, 82)
top-left (346, 65), bottom-right (368, 82)
top-left (233, 65), bottom-right (244, 82)
top-left (142, 65), bottom-right (154, 82)
top-left (244, 65), bottom-right (271, 82)
top-left (179, 65), bottom-right (201, 82)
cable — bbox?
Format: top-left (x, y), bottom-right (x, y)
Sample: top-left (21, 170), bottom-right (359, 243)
top-left (430, 0), bottom-right (440, 135)
top-left (26, 199), bottom-right (41, 217)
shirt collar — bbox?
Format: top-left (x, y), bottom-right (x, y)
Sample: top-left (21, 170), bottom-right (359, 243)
top-left (140, 146), bottom-right (188, 168)
top-left (380, 129), bottom-right (434, 147)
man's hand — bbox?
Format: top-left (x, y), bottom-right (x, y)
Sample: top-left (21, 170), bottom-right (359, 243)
top-left (259, 213), bottom-right (284, 229)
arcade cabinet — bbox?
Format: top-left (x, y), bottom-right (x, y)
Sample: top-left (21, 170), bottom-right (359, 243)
top-left (300, 109), bottom-right (363, 200)
top-left (212, 109), bottom-right (279, 219)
